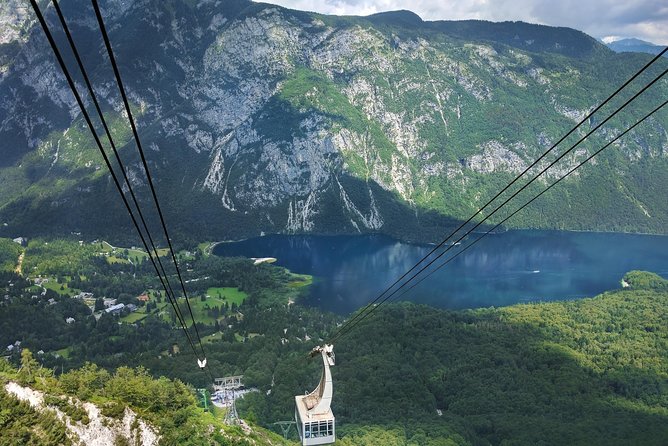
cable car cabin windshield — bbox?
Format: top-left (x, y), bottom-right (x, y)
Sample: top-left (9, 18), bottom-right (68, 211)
top-left (295, 345), bottom-right (335, 445)
top-left (299, 419), bottom-right (333, 442)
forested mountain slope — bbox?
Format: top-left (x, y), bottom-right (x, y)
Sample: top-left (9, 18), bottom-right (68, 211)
top-left (0, 353), bottom-right (290, 446)
top-left (241, 271), bottom-right (668, 445)
top-left (1, 234), bottom-right (667, 444)
top-left (0, 1), bottom-right (667, 242)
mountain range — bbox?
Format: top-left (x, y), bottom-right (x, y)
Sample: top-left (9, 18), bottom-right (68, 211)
top-left (1, 0), bottom-right (667, 243)
top-left (605, 38), bottom-right (667, 57)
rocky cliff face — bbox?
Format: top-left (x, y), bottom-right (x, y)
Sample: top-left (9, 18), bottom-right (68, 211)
top-left (5, 381), bottom-right (160, 446)
top-left (1, 0), bottom-right (667, 241)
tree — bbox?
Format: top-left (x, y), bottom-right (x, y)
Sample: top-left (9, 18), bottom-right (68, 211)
top-left (17, 349), bottom-right (40, 385)
top-left (94, 298), bottom-right (105, 312)
top-left (117, 293), bottom-right (137, 305)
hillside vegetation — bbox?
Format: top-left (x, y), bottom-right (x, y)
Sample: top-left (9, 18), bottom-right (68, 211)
top-left (1, 232), bottom-right (667, 444)
top-left (0, 352), bottom-right (290, 446)
top-left (241, 271), bottom-right (668, 445)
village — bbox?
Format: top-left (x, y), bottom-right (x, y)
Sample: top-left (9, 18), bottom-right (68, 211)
top-left (2, 237), bottom-right (253, 358)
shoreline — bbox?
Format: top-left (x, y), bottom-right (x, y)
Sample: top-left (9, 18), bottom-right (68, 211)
top-left (206, 228), bottom-right (668, 253)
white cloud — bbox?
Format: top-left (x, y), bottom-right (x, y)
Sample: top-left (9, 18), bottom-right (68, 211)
top-left (259, 0), bottom-right (668, 45)
top-left (601, 36), bottom-right (623, 44)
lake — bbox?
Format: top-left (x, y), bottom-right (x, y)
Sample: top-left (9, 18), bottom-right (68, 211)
top-left (213, 231), bottom-right (668, 314)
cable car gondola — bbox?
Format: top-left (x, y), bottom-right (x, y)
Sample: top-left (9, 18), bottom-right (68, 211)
top-left (295, 344), bottom-right (335, 445)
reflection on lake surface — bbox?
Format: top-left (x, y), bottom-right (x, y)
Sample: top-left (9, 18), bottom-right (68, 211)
top-left (213, 231), bottom-right (668, 315)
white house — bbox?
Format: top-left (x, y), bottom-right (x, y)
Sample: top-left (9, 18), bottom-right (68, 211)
top-left (105, 303), bottom-right (125, 315)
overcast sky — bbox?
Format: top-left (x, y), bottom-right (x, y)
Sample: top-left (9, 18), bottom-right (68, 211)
top-left (259, 0), bottom-right (668, 45)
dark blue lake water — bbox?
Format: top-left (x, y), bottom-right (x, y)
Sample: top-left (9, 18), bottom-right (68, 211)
top-left (213, 231), bottom-right (668, 314)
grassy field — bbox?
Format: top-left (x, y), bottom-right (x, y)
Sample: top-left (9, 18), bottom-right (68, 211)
top-left (118, 289), bottom-right (246, 327)
top-left (54, 347), bottom-right (71, 359)
top-left (171, 288), bottom-right (249, 326)
top-left (202, 331), bottom-right (255, 344)
top-left (201, 332), bottom-right (224, 343)
top-left (127, 248), bottom-right (149, 263)
top-left (41, 277), bottom-right (79, 297)
top-left (120, 300), bottom-right (171, 324)
top-left (98, 241), bottom-right (169, 264)
top-left (106, 255), bottom-right (130, 264)
top-left (197, 241), bottom-right (215, 256)
top-left (157, 300), bottom-right (223, 327)
top-left (205, 287), bottom-right (247, 306)
top-left (98, 241), bottom-right (114, 253)
top-left (129, 247), bottom-right (170, 260)
top-left (287, 274), bottom-right (313, 288)
top-left (188, 298), bottom-right (224, 325)
top-left (121, 311), bottom-right (149, 324)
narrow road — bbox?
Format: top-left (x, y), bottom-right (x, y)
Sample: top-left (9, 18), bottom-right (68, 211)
top-left (14, 251), bottom-right (24, 275)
